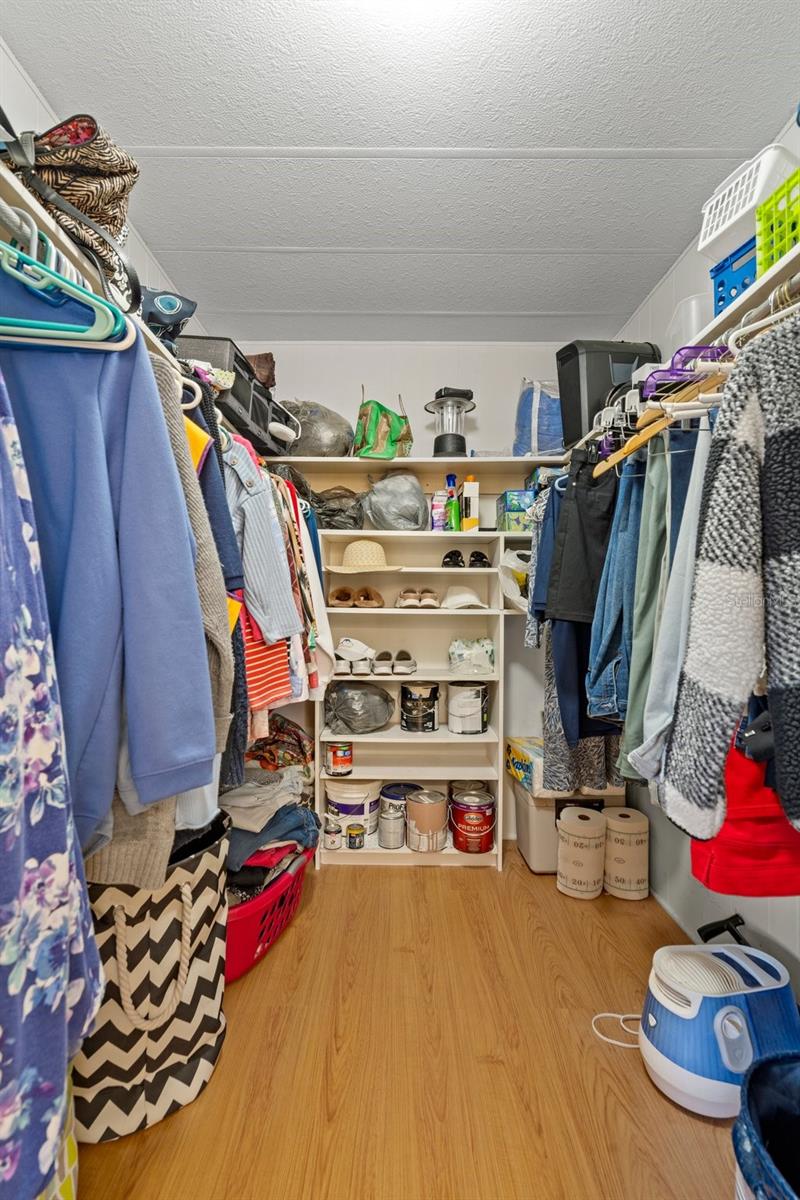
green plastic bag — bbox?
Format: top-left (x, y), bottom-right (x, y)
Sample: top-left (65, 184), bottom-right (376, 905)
top-left (353, 386), bottom-right (413, 459)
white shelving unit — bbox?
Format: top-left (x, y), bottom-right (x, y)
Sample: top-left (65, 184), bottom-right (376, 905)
top-left (261, 454), bottom-right (557, 872)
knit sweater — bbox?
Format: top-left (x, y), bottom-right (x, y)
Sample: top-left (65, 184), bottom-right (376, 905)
top-left (151, 357), bottom-right (234, 750)
top-left (661, 315), bottom-right (800, 838)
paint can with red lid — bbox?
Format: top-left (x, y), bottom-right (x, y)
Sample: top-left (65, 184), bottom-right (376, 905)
top-left (450, 789), bottom-right (495, 854)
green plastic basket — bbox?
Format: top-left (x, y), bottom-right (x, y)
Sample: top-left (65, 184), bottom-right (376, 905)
top-left (755, 167), bottom-right (800, 276)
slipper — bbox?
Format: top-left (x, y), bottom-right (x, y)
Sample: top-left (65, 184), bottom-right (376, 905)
top-left (442, 550), bottom-right (465, 568)
top-left (328, 586), bottom-right (355, 607)
top-left (393, 650), bottom-right (417, 675)
top-left (398, 588), bottom-right (421, 608)
top-left (372, 650), bottom-right (394, 674)
top-left (418, 588), bottom-right (440, 608)
top-left (354, 586), bottom-right (384, 608)
top-left (468, 551), bottom-right (491, 569)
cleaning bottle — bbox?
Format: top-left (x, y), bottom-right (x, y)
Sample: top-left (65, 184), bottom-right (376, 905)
top-left (445, 473), bottom-right (462, 531)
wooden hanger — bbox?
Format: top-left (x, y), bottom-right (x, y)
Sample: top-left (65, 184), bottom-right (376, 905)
top-left (635, 371), bottom-right (728, 431)
top-left (593, 371), bottom-right (728, 478)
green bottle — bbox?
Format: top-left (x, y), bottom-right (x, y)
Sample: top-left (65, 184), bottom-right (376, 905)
top-left (445, 473), bottom-right (461, 531)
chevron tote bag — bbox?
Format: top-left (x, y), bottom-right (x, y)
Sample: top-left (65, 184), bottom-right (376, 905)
top-left (72, 817), bottom-right (230, 1142)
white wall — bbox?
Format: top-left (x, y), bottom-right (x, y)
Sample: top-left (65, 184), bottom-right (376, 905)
top-left (240, 339), bottom-right (562, 457)
top-left (0, 37), bottom-right (204, 318)
top-left (617, 113), bottom-right (800, 984)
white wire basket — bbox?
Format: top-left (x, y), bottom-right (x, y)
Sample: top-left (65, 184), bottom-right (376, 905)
top-left (698, 143), bottom-right (799, 261)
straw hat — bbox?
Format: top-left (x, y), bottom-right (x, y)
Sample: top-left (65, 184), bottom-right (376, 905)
top-left (339, 539), bottom-right (399, 573)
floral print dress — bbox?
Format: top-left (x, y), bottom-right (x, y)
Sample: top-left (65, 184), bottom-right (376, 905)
top-left (0, 371), bottom-right (102, 1200)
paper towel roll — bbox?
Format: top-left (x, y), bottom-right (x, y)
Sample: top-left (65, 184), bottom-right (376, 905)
top-left (604, 807), bottom-right (649, 900)
top-left (557, 807), bottom-right (607, 900)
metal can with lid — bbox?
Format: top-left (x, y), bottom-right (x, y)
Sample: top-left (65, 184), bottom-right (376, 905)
top-left (400, 682), bottom-right (439, 732)
top-left (406, 788), bottom-right (448, 853)
top-left (378, 809), bottom-right (405, 850)
top-left (325, 740), bottom-right (353, 776)
top-left (380, 781), bottom-right (423, 815)
top-left (323, 819), bottom-right (342, 850)
top-left (346, 822), bottom-right (366, 850)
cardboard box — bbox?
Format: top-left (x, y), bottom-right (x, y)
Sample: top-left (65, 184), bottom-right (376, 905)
top-left (496, 489), bottom-right (536, 532)
top-left (458, 477), bottom-right (480, 531)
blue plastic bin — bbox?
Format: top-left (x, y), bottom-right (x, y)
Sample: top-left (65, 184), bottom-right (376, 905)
top-left (710, 237), bottom-right (757, 315)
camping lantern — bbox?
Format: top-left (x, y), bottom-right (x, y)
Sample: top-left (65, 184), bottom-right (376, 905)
top-left (425, 387), bottom-right (476, 456)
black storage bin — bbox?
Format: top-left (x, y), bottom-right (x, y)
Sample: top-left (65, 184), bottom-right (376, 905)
top-left (176, 335), bottom-right (300, 456)
top-left (556, 340), bottom-right (660, 447)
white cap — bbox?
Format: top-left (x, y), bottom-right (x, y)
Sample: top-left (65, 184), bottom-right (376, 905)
top-left (442, 585), bottom-right (488, 610)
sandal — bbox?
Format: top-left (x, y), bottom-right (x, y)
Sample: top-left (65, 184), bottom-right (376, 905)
top-left (328, 586), bottom-right (355, 607)
top-left (372, 650), bottom-right (394, 674)
top-left (468, 551), bottom-right (491, 569)
top-left (398, 588), bottom-right (421, 608)
top-left (418, 588), bottom-right (440, 608)
top-left (393, 650), bottom-right (416, 675)
top-left (442, 550), bottom-right (465, 568)
top-left (354, 586), bottom-right (384, 608)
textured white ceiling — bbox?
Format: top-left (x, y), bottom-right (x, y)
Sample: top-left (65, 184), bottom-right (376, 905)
top-left (4, 0), bottom-right (798, 341)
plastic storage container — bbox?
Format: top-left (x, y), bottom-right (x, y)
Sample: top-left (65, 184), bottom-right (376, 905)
top-left (555, 340), bottom-right (660, 447)
top-left (756, 167), bottom-right (800, 276)
top-left (709, 237), bottom-right (757, 315)
top-left (698, 144), bottom-right (799, 261)
top-left (664, 293), bottom-right (713, 353)
top-left (225, 846), bottom-right (315, 983)
top-left (176, 334), bottom-right (300, 455)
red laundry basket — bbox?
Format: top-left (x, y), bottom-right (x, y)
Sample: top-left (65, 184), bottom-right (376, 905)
top-left (225, 846), bottom-right (315, 983)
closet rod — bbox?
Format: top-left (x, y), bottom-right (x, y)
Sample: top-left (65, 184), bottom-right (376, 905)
top-left (0, 162), bottom-right (179, 367)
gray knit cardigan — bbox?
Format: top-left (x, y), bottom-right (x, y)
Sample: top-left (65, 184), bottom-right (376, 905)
top-left (661, 314), bottom-right (800, 839)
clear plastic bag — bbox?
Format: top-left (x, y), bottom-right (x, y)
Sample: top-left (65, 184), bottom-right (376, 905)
top-left (513, 379), bottom-right (563, 456)
top-left (448, 637), bottom-right (496, 676)
top-left (499, 548), bottom-right (531, 613)
top-left (324, 681), bottom-right (395, 733)
top-left (363, 471), bottom-right (429, 530)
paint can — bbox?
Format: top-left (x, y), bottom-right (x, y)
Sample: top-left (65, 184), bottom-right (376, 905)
top-left (346, 823), bottom-right (366, 850)
top-left (378, 809), bottom-right (406, 849)
top-left (323, 819), bottom-right (342, 850)
top-left (380, 782), bottom-right (423, 815)
top-left (450, 789), bottom-right (495, 854)
top-left (450, 780), bottom-right (489, 798)
top-left (401, 682), bottom-right (439, 732)
top-left (447, 681), bottom-right (489, 735)
top-left (325, 779), bottom-right (381, 834)
top-left (325, 740), bottom-right (353, 776)
top-left (406, 789), bottom-right (448, 853)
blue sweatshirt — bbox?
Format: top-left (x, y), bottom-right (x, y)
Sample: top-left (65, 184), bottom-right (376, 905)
top-left (0, 276), bottom-right (216, 847)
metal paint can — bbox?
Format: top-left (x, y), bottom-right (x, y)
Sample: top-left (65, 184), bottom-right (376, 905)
top-left (323, 819), bottom-right (342, 850)
top-left (406, 789), bottom-right (448, 853)
top-left (451, 780), bottom-right (489, 798)
top-left (400, 682), bottom-right (439, 732)
top-left (450, 789), bottom-right (495, 854)
top-left (325, 740), bottom-right (353, 776)
top-left (447, 681), bottom-right (489, 735)
top-left (346, 822), bottom-right (366, 850)
top-left (380, 782), bottom-right (423, 815)
top-left (378, 809), bottom-right (405, 849)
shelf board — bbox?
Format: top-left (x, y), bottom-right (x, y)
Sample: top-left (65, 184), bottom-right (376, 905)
top-left (320, 830), bottom-right (497, 867)
top-left (326, 565), bottom-right (499, 576)
top-left (319, 529), bottom-right (503, 540)
top-left (503, 609), bottom-right (527, 617)
top-left (263, 455), bottom-right (566, 470)
top-left (326, 607), bottom-right (500, 616)
top-left (320, 763), bottom-right (498, 781)
top-left (331, 669), bottom-right (499, 683)
top-left (693, 241), bottom-right (800, 346)
top-left (320, 725), bottom-right (499, 744)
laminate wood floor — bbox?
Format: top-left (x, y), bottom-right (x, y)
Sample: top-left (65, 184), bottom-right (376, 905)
top-left (80, 846), bottom-right (733, 1200)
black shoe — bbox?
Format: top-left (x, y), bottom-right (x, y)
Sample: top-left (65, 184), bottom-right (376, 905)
top-left (468, 551), bottom-right (491, 568)
top-left (442, 550), bottom-right (465, 568)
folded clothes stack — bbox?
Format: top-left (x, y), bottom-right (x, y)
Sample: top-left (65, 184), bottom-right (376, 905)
top-left (228, 802), bottom-right (320, 873)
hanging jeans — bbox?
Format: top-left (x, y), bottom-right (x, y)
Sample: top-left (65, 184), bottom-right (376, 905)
top-left (619, 434), bottom-right (669, 778)
top-left (585, 451), bottom-right (647, 721)
top-left (665, 426), bottom-right (698, 566)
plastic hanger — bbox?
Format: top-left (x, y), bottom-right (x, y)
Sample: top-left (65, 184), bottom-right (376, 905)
top-left (727, 297), bottom-right (800, 356)
top-left (0, 313), bottom-right (137, 351)
top-left (0, 239), bottom-right (122, 340)
top-left (180, 376), bottom-right (204, 411)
